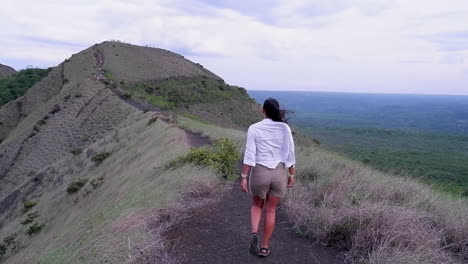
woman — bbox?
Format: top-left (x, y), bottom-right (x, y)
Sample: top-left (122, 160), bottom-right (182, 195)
top-left (240, 97), bottom-right (296, 257)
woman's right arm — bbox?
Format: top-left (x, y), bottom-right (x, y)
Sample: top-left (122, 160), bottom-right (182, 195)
top-left (241, 127), bottom-right (256, 192)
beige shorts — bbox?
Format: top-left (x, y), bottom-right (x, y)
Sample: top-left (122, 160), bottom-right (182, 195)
top-left (249, 163), bottom-right (287, 199)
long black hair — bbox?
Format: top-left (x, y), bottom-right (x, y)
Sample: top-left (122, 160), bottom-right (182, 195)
top-left (263, 97), bottom-right (292, 123)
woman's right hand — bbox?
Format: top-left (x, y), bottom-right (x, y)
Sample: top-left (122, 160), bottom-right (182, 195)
top-left (287, 176), bottom-right (295, 188)
top-left (241, 178), bottom-right (248, 192)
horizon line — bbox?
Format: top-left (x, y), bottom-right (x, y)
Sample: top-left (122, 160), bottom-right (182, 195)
top-left (246, 89), bottom-right (468, 97)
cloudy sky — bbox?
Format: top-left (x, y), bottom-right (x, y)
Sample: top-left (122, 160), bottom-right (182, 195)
top-left (1, 0), bottom-right (468, 95)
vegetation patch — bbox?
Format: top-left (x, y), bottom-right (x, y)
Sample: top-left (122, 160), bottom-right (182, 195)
top-left (147, 116), bottom-right (158, 126)
top-left (3, 234), bottom-right (16, 246)
top-left (70, 148), bottom-right (83, 155)
top-left (67, 178), bottom-right (89, 193)
top-left (21, 211), bottom-right (40, 225)
top-left (22, 200), bottom-right (37, 213)
top-left (0, 244), bottom-right (6, 258)
top-left (285, 149), bottom-right (468, 264)
top-left (91, 152), bottom-right (111, 164)
top-left (169, 138), bottom-right (239, 178)
top-left (120, 77), bottom-right (249, 110)
top-left (0, 68), bottom-right (51, 106)
top-left (90, 177), bottom-right (104, 189)
top-left (26, 222), bottom-right (45, 235)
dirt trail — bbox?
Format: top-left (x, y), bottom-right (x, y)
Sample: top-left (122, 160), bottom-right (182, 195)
top-left (166, 182), bottom-right (344, 264)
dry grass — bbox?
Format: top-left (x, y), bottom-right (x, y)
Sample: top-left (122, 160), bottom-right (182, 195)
top-left (284, 146), bottom-right (468, 263)
top-left (2, 112), bottom-right (226, 263)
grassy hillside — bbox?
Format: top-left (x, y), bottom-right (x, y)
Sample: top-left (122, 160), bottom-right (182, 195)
top-left (0, 68), bottom-right (51, 106)
top-left (303, 126), bottom-right (468, 195)
top-left (1, 113), bottom-right (233, 263)
top-left (106, 70), bottom-right (261, 129)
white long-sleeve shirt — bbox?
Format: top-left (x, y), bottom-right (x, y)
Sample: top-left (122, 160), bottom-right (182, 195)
top-left (243, 118), bottom-right (296, 169)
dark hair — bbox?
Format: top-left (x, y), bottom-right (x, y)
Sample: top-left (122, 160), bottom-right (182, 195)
top-left (263, 97), bottom-right (291, 123)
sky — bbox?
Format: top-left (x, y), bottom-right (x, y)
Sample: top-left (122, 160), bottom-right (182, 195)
top-left (1, 0), bottom-right (468, 95)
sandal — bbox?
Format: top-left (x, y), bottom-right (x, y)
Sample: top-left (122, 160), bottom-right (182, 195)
top-left (249, 233), bottom-right (259, 255)
top-left (259, 247), bottom-right (270, 257)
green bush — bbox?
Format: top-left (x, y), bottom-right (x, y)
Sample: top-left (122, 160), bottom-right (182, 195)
top-left (26, 222), bottom-right (45, 235)
top-left (21, 211), bottom-right (40, 225)
top-left (3, 234), bottom-right (15, 246)
top-left (90, 177), bottom-right (104, 189)
top-left (171, 138), bottom-right (239, 178)
top-left (23, 200), bottom-right (37, 213)
top-left (0, 244), bottom-right (6, 257)
top-left (67, 178), bottom-right (89, 193)
top-left (91, 152), bottom-right (111, 164)
top-left (70, 148), bottom-right (83, 155)
top-left (147, 116), bottom-right (158, 126)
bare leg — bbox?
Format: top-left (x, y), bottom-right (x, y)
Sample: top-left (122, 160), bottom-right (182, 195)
top-left (261, 195), bottom-right (280, 249)
top-left (251, 196), bottom-right (264, 233)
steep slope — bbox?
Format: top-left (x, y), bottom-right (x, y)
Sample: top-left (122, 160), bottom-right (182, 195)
top-left (0, 41), bottom-right (233, 200)
top-left (0, 64), bottom-right (16, 79)
top-left (0, 41), bottom-right (260, 263)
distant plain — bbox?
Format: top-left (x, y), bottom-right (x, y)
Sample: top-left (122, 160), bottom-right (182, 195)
top-left (249, 90), bottom-right (468, 195)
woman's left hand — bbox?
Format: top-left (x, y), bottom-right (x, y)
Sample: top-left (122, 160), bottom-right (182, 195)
top-left (241, 178), bottom-right (248, 192)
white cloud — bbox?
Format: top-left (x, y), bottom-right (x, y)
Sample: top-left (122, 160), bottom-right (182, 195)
top-left (0, 0), bottom-right (467, 94)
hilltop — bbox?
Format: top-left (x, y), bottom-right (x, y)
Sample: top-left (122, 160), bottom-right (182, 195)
top-left (0, 41), bottom-right (467, 264)
top-left (0, 64), bottom-right (16, 79)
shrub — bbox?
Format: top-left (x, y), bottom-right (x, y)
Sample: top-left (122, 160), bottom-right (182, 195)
top-left (3, 234), bottom-right (15, 246)
top-left (70, 148), bottom-right (83, 155)
top-left (49, 104), bottom-right (61, 115)
top-left (91, 152), bottom-right (111, 164)
top-left (147, 116), bottom-right (158, 126)
top-left (90, 177), bottom-right (104, 189)
top-left (22, 201), bottom-right (37, 213)
top-left (103, 69), bottom-right (113, 80)
top-left (122, 92), bottom-right (131, 99)
top-left (67, 178), bottom-right (89, 193)
top-left (21, 211), bottom-right (39, 225)
top-left (26, 222), bottom-right (45, 235)
top-left (170, 138), bottom-right (239, 178)
top-left (0, 244), bottom-right (6, 257)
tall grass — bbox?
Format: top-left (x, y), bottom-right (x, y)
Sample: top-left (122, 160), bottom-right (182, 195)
top-left (284, 145), bottom-right (468, 263)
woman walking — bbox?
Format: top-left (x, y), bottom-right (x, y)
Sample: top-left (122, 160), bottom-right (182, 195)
top-left (240, 97), bottom-right (296, 257)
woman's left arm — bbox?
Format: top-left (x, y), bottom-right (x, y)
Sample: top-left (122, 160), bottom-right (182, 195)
top-left (285, 126), bottom-right (296, 187)
top-left (241, 164), bottom-right (252, 192)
